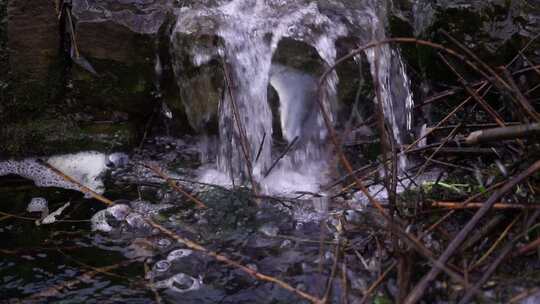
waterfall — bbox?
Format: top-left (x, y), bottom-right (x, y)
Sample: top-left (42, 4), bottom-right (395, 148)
top-left (170, 0), bottom-right (414, 195)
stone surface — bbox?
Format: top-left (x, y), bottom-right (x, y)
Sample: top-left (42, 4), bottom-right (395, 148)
top-left (170, 31), bottom-right (224, 133)
top-left (1, 0), bottom-right (538, 158)
top-left (7, 0), bottom-right (61, 83)
top-left (70, 0), bottom-right (174, 123)
top-left (388, 0), bottom-right (540, 124)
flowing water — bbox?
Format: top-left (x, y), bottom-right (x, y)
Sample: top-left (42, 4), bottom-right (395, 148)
top-left (171, 0), bottom-right (414, 195)
top-left (1, 1), bottom-right (418, 302)
top-left (0, 137), bottom-right (379, 303)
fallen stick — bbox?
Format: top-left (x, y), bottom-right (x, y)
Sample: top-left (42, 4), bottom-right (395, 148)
top-left (360, 261), bottom-right (396, 304)
top-left (430, 201), bottom-right (540, 210)
top-left (264, 136), bottom-right (298, 178)
top-left (27, 260), bottom-right (134, 301)
top-left (465, 123), bottom-right (540, 145)
top-left (39, 160), bottom-right (114, 206)
top-left (405, 160), bottom-right (540, 304)
top-left (222, 59), bottom-right (261, 202)
top-left (511, 236), bottom-right (540, 258)
top-left (143, 163), bottom-right (207, 209)
top-left (459, 210), bottom-right (540, 304)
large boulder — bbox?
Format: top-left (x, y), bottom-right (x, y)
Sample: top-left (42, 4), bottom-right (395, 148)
top-left (0, 0), bottom-right (156, 157)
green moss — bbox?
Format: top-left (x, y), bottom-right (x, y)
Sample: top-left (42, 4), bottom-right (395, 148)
top-left (72, 58), bottom-right (154, 118)
top-left (0, 118), bottom-right (137, 157)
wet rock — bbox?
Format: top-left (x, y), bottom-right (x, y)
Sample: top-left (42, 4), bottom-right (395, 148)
top-left (390, 0), bottom-right (540, 91)
top-left (272, 38), bottom-right (326, 76)
top-left (7, 0), bottom-right (63, 95)
top-left (70, 0), bottom-right (174, 125)
top-left (1, 0), bottom-right (69, 157)
top-left (170, 23), bottom-right (224, 133)
top-left (0, 119), bottom-right (137, 157)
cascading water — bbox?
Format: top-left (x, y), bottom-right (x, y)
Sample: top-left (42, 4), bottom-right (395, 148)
top-left (170, 0), bottom-right (414, 195)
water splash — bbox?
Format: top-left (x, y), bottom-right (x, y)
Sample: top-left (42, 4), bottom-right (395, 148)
top-left (172, 0), bottom-right (414, 194)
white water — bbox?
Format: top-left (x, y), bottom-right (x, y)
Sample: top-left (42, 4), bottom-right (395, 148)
top-left (172, 0), bottom-right (415, 195)
top-left (0, 151), bottom-right (109, 195)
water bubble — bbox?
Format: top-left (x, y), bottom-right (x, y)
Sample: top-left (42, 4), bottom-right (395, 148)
top-left (126, 213), bottom-right (150, 230)
top-left (108, 204), bottom-right (132, 221)
top-left (91, 204), bottom-right (132, 232)
top-left (153, 273), bottom-right (202, 293)
top-left (167, 249), bottom-right (193, 261)
top-left (154, 260), bottom-right (171, 273)
top-left (91, 209), bottom-right (114, 232)
top-left (170, 273), bottom-right (202, 293)
top-left (157, 238), bottom-right (172, 248)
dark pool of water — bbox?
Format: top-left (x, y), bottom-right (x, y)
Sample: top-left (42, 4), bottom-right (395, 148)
top-left (0, 170), bottom-right (363, 303)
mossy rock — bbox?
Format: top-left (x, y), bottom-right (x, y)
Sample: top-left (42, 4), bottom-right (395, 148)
top-left (0, 118), bottom-right (137, 158)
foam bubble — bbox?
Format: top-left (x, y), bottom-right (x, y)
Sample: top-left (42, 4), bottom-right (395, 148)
top-left (27, 197), bottom-right (48, 214)
top-left (167, 249), bottom-right (193, 261)
top-left (153, 273), bottom-right (202, 293)
top-left (0, 151), bottom-right (110, 195)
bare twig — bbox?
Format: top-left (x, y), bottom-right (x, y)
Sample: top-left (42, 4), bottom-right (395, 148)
top-left (459, 210), bottom-right (540, 304)
top-left (430, 201), bottom-right (540, 210)
top-left (38, 160), bottom-right (113, 206)
top-left (264, 136), bottom-right (298, 178)
top-left (465, 123), bottom-right (540, 145)
top-left (405, 160), bottom-right (540, 304)
top-left (360, 261), bottom-right (396, 304)
top-left (255, 131), bottom-right (267, 163)
top-left (143, 163), bottom-right (207, 209)
top-left (222, 59), bottom-right (261, 201)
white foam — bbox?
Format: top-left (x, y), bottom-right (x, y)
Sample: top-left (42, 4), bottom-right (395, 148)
top-left (47, 151), bottom-right (108, 194)
top-left (27, 197), bottom-right (48, 214)
top-left (260, 164), bottom-right (326, 196)
top-left (0, 151), bottom-right (110, 195)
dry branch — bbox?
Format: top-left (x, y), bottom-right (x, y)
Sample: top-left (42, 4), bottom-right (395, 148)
top-left (465, 123), bottom-right (540, 145)
top-left (430, 201), bottom-right (540, 210)
top-left (144, 163), bottom-right (207, 209)
top-left (405, 160), bottom-right (540, 304)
